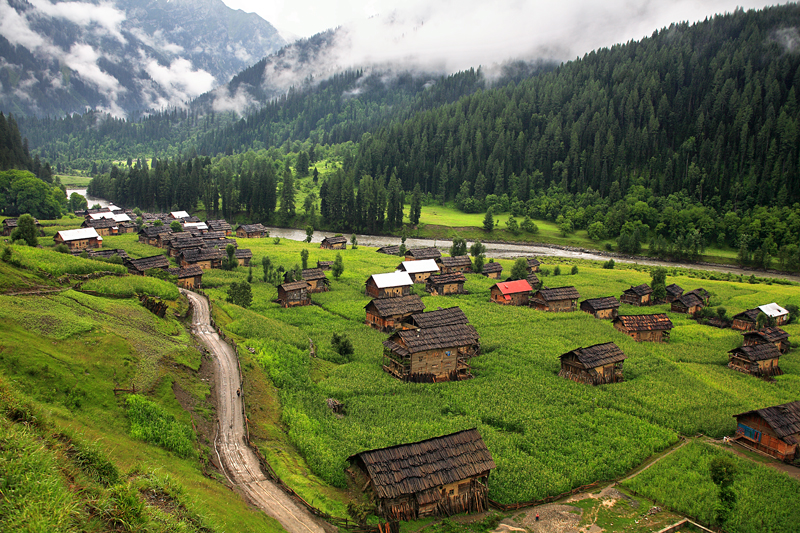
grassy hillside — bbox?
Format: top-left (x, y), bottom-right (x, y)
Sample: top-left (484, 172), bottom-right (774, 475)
top-left (0, 260), bottom-right (283, 532)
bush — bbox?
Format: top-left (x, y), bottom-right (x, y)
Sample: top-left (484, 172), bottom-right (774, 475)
top-left (227, 281), bottom-right (253, 308)
top-left (602, 259), bottom-right (615, 269)
top-left (553, 266), bottom-right (561, 276)
top-left (331, 333), bottom-right (354, 363)
top-left (571, 265), bottom-right (578, 275)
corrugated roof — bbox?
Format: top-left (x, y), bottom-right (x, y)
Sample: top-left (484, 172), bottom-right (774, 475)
top-left (493, 279), bottom-right (532, 295)
top-left (728, 343), bottom-right (782, 362)
top-left (734, 401), bottom-right (800, 442)
top-left (56, 228), bottom-right (101, 241)
top-left (399, 259), bottom-right (440, 274)
top-left (369, 271), bottom-right (413, 288)
top-left (759, 303), bottom-right (788, 318)
top-left (183, 222), bottom-right (208, 230)
top-left (614, 314), bottom-right (674, 331)
top-left (563, 342), bottom-right (627, 368)
top-left (366, 295), bottom-right (426, 316)
top-left (581, 296), bottom-right (620, 311)
top-left (408, 307), bottom-right (469, 329)
top-left (170, 211), bottom-right (191, 219)
top-left (350, 429), bottom-right (495, 500)
top-left (537, 286), bottom-right (580, 301)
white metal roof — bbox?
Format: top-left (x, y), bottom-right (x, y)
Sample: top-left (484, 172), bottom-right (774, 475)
top-left (183, 222), bottom-right (208, 230)
top-left (89, 212), bottom-right (115, 220)
top-left (170, 211), bottom-right (190, 219)
top-left (758, 303), bottom-right (788, 317)
top-left (369, 271), bottom-right (413, 288)
top-left (112, 213), bottom-right (131, 222)
top-left (56, 228), bottom-right (101, 241)
top-left (399, 259), bottom-right (440, 274)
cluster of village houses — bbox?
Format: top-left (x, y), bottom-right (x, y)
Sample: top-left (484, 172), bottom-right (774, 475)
top-left (25, 206), bottom-right (799, 522)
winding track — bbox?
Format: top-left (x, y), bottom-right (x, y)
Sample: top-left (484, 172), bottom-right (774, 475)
top-left (182, 289), bottom-right (326, 533)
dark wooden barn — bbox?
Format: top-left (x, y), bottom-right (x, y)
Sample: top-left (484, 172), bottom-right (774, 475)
top-left (665, 284), bottom-right (684, 303)
top-left (320, 235), bottom-right (347, 249)
top-left (526, 258), bottom-right (541, 273)
top-left (490, 279), bottom-right (532, 306)
top-left (685, 288), bottom-right (710, 306)
top-left (620, 284), bottom-right (653, 306)
top-left (405, 247), bottom-right (442, 261)
top-left (580, 297), bottom-right (620, 320)
top-left (301, 268), bottom-right (329, 293)
top-left (733, 401), bottom-right (800, 462)
top-left (167, 233), bottom-right (205, 258)
top-left (613, 314), bottom-right (674, 342)
top-left (348, 429), bottom-right (496, 521)
top-left (426, 273), bottom-right (467, 296)
top-left (138, 225), bottom-right (172, 246)
top-left (559, 342), bottom-right (627, 385)
top-left (531, 286), bottom-right (580, 312)
top-left (234, 248), bottom-right (252, 266)
top-left (438, 256), bottom-right (473, 274)
top-left (236, 223), bottom-right (268, 238)
top-left (407, 307), bottom-right (469, 329)
top-left (3, 217), bottom-right (43, 236)
top-left (365, 295), bottom-right (426, 332)
top-left (179, 248), bottom-right (224, 270)
top-left (728, 344), bottom-right (783, 377)
top-left (671, 292), bottom-right (704, 316)
top-left (317, 260), bottom-right (333, 271)
top-left (481, 262), bottom-right (503, 279)
top-left (742, 327), bottom-right (791, 354)
top-left (206, 219), bottom-right (233, 236)
top-left (383, 324), bottom-right (480, 382)
top-left (125, 255), bottom-right (169, 275)
top-left (365, 272), bottom-right (414, 299)
top-left (277, 281), bottom-right (311, 308)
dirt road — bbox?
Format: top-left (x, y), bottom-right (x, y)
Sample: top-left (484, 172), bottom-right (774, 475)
top-left (182, 289), bottom-right (326, 533)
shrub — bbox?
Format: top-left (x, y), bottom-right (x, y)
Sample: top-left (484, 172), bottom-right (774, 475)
top-left (603, 258), bottom-right (615, 269)
top-left (227, 281), bottom-right (253, 308)
top-left (571, 265), bottom-right (578, 275)
top-left (553, 265), bottom-right (561, 276)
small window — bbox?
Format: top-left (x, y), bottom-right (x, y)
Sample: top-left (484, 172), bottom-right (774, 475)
top-left (446, 351), bottom-right (451, 357)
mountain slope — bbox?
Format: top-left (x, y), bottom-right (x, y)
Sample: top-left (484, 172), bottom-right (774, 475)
top-left (0, 0), bottom-right (285, 117)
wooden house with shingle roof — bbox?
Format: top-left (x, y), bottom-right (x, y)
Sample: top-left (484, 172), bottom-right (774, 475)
top-left (733, 401), bottom-right (800, 462)
top-left (206, 220), bottom-right (233, 236)
top-left (531, 286), bottom-right (580, 312)
top-left (665, 284), bottom-right (684, 303)
top-left (559, 342), bottom-right (627, 385)
top-left (405, 247), bottom-right (442, 262)
top-left (166, 265), bottom-right (203, 289)
top-left (234, 248), bottom-right (252, 266)
top-left (407, 307), bottom-right (469, 329)
top-left (71, 248), bottom-right (129, 260)
top-left (686, 288), bottom-right (710, 305)
top-left (620, 284), bottom-right (653, 306)
top-left (426, 273), bottom-right (467, 296)
top-left (125, 255), bottom-right (169, 275)
top-left (490, 279), bottom-right (532, 306)
top-left (317, 260), bottom-right (333, 271)
top-left (728, 344), bottom-right (783, 377)
top-left (580, 297), bottom-right (620, 320)
top-left (526, 257), bottom-right (541, 272)
top-left (3, 217), bottom-right (43, 236)
top-left (613, 314), bottom-right (673, 342)
top-left (438, 256), bottom-right (472, 274)
top-left (167, 233), bottom-right (205, 258)
top-left (366, 272), bottom-right (414, 298)
top-left (526, 272), bottom-right (540, 291)
top-left (236, 223), bottom-right (268, 238)
top-left (383, 324), bottom-right (480, 382)
top-left (365, 295), bottom-right (426, 332)
top-left (376, 245), bottom-right (400, 255)
top-left (732, 303), bottom-right (789, 331)
top-left (179, 248), bottom-right (224, 270)
top-left (320, 235), bottom-right (347, 249)
top-left (138, 225), bottom-right (171, 246)
top-left (82, 217), bottom-right (118, 236)
top-left (481, 261), bottom-right (502, 279)
top-left (277, 281), bottom-right (311, 308)
top-left (301, 268), bottom-right (329, 293)
top-left (348, 429), bottom-right (495, 520)
top-left (742, 327), bottom-right (791, 354)
top-left (671, 292), bottom-right (704, 316)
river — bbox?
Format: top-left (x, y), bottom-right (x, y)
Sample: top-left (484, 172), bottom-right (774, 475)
top-left (65, 188), bottom-right (116, 209)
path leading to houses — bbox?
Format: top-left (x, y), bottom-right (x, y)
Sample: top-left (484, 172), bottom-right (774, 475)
top-left (704, 436), bottom-right (800, 481)
top-left (182, 289), bottom-right (327, 533)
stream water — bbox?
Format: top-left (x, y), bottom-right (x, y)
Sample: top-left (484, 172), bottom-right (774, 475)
top-left (65, 188), bottom-right (116, 209)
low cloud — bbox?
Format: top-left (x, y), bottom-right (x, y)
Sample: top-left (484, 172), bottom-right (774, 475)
top-left (28, 0), bottom-right (126, 43)
top-left (145, 57), bottom-right (216, 102)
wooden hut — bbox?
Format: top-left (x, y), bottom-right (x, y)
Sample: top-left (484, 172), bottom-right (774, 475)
top-left (382, 324), bottom-right (480, 382)
top-left (3, 217), bottom-right (43, 236)
top-left (733, 401), bottom-right (800, 462)
top-left (167, 233), bottom-right (205, 258)
top-left (481, 262), bottom-right (502, 279)
top-left (613, 314), bottom-right (674, 342)
top-left (365, 295), bottom-right (425, 332)
top-left (671, 292), bottom-right (704, 316)
top-left (138, 225), bottom-right (171, 246)
top-left (397, 259), bottom-right (440, 283)
top-left (317, 260), bottom-right (333, 271)
top-left (620, 284), bottom-right (653, 306)
top-left (277, 281), bottom-right (311, 308)
top-left (742, 327), bottom-right (791, 354)
top-left (320, 235), bottom-right (347, 249)
top-left (179, 248), bottom-right (224, 269)
top-left (82, 217), bottom-right (118, 236)
top-left (71, 248), bottom-right (129, 261)
top-left (665, 284), bottom-right (684, 303)
top-left (54, 228), bottom-right (102, 251)
top-left (728, 344), bottom-right (783, 377)
top-left (426, 273), bottom-right (467, 296)
top-left (236, 223), bottom-right (268, 238)
top-left (166, 265), bottom-right (203, 289)
top-left (526, 272), bottom-right (540, 290)
top-left (405, 247), bottom-right (441, 262)
top-left (301, 268), bottom-right (329, 293)
top-left (686, 288), bottom-right (710, 306)
top-left (526, 258), bottom-right (541, 273)
top-left (376, 245), bottom-right (401, 255)
top-left (580, 296), bottom-right (620, 320)
top-left (490, 279), bottom-right (532, 306)
top-left (438, 256), bottom-right (472, 274)
top-left (348, 429), bottom-right (495, 520)
top-left (234, 248), bottom-right (252, 266)
top-left (125, 255), bottom-right (169, 275)
top-left (206, 220), bottom-right (233, 236)
top-left (365, 272), bottom-right (414, 299)
top-left (531, 286), bottom-right (580, 312)
top-left (732, 303), bottom-right (789, 331)
top-left (407, 307), bottom-right (469, 329)
top-left (559, 342), bottom-right (627, 385)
